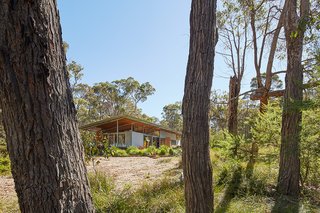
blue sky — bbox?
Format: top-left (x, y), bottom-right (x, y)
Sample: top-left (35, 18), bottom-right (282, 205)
top-left (57, 1), bottom-right (259, 119)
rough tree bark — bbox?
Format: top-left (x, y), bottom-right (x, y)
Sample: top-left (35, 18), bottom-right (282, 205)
top-left (228, 76), bottom-right (239, 136)
top-left (182, 0), bottom-right (217, 212)
top-left (277, 0), bottom-right (309, 198)
top-left (228, 76), bottom-right (239, 156)
top-left (0, 0), bottom-right (94, 212)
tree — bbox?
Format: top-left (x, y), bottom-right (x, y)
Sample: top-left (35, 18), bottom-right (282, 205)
top-left (113, 77), bottom-right (155, 111)
top-left (245, 0), bottom-right (286, 109)
top-left (72, 77), bottom-right (156, 124)
top-left (250, 73), bottom-right (283, 91)
top-left (0, 1), bottom-right (94, 211)
top-left (161, 102), bottom-right (182, 131)
top-left (210, 91), bottom-right (229, 132)
top-left (277, 0), bottom-right (310, 198)
top-left (67, 60), bottom-right (84, 92)
top-left (217, 0), bottom-right (249, 136)
top-left (182, 0), bottom-right (218, 211)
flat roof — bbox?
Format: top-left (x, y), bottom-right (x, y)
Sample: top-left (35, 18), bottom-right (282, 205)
top-left (80, 115), bottom-right (181, 135)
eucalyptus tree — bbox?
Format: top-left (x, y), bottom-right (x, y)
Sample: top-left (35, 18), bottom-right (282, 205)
top-left (217, 0), bottom-right (249, 136)
top-left (182, 0), bottom-right (218, 211)
top-left (0, 0), bottom-right (94, 211)
top-left (67, 60), bottom-right (84, 92)
top-left (277, 0), bottom-right (310, 198)
top-left (161, 102), bottom-right (182, 131)
top-left (113, 77), bottom-right (155, 111)
top-left (244, 0), bottom-right (286, 109)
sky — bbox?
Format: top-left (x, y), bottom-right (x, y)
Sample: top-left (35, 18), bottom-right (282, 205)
top-left (57, 1), bottom-right (262, 119)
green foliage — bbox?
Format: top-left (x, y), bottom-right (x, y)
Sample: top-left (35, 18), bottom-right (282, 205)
top-left (67, 60), bottom-right (83, 91)
top-left (211, 130), bottom-right (247, 158)
top-left (301, 108), bottom-right (320, 187)
top-left (160, 102), bottom-right (182, 131)
top-left (110, 146), bottom-right (128, 157)
top-left (0, 155), bottom-right (11, 176)
top-left (88, 171), bottom-right (115, 194)
top-left (215, 160), bottom-right (276, 199)
top-left (250, 73), bottom-right (283, 91)
top-left (0, 130), bottom-right (10, 176)
top-left (81, 131), bottom-right (112, 161)
top-left (210, 90), bottom-right (228, 131)
top-left (250, 103), bottom-right (282, 147)
top-left (126, 146), bottom-right (142, 155)
top-left (145, 145), bottom-right (157, 156)
top-left (73, 77), bottom-right (156, 125)
top-left (156, 145), bottom-right (169, 156)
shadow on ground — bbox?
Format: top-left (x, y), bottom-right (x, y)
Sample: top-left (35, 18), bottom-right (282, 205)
top-left (215, 166), bottom-right (243, 213)
top-left (271, 195), bottom-right (300, 213)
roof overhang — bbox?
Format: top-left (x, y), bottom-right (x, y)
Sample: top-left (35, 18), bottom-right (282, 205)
top-left (80, 115), bottom-right (181, 136)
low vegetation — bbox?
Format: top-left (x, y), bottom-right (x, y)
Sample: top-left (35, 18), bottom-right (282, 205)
top-left (0, 141), bottom-right (10, 176)
top-left (87, 146), bottom-right (319, 213)
top-left (89, 173), bottom-right (184, 213)
top-left (1, 103), bottom-right (319, 211)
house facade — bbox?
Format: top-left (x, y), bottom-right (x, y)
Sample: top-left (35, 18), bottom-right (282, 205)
top-left (80, 115), bottom-right (181, 148)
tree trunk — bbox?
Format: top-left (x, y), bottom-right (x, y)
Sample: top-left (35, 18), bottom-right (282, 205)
top-left (182, 0), bottom-right (217, 212)
top-left (228, 76), bottom-right (239, 156)
top-left (259, 94), bottom-right (269, 113)
top-left (228, 76), bottom-right (239, 135)
top-left (277, 0), bottom-right (309, 198)
top-left (0, 1), bottom-right (94, 212)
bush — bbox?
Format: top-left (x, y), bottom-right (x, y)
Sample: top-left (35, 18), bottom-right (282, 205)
top-left (126, 146), bottom-right (142, 156)
top-left (111, 146), bottom-right (128, 157)
top-left (157, 145), bottom-right (170, 156)
top-left (145, 146), bottom-right (157, 156)
top-left (107, 146), bottom-right (182, 157)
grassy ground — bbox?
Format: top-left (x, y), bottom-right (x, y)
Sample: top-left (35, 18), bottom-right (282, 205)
top-left (0, 150), bottom-right (319, 212)
top-left (0, 198), bottom-right (19, 213)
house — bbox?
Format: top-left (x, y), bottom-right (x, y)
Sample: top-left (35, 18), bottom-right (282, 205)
top-left (80, 115), bottom-right (181, 148)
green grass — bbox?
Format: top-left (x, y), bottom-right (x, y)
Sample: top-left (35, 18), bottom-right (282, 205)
top-left (0, 156), bottom-right (11, 176)
top-left (1, 146), bottom-right (319, 212)
top-left (88, 172), bottom-right (184, 213)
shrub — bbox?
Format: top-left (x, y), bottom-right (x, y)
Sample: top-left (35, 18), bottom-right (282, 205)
top-left (157, 145), bottom-right (170, 156)
top-left (126, 146), bottom-right (141, 156)
top-left (145, 146), bottom-right (157, 156)
top-left (111, 146), bottom-right (128, 157)
top-left (169, 148), bottom-right (175, 156)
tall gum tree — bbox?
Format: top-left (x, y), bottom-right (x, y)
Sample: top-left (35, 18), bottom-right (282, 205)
top-left (0, 0), bottom-right (94, 212)
top-left (277, 0), bottom-right (310, 198)
top-left (182, 0), bottom-right (218, 212)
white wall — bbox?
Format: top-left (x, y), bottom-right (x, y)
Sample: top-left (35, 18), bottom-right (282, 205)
top-left (132, 131), bottom-right (144, 147)
top-left (124, 131), bottom-right (132, 146)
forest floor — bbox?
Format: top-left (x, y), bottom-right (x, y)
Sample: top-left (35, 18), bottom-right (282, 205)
top-left (1, 155), bottom-right (319, 212)
top-left (0, 156), bottom-right (181, 211)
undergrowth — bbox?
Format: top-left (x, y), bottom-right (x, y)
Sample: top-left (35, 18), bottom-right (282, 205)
top-left (89, 172), bottom-right (184, 213)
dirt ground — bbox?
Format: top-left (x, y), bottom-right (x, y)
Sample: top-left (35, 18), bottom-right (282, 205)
top-left (0, 156), bottom-right (181, 202)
